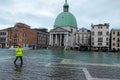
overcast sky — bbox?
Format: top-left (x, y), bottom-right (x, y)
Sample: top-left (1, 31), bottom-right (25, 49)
top-left (0, 0), bottom-right (120, 31)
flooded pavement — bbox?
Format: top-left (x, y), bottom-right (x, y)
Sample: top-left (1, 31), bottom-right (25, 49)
top-left (1, 49), bottom-right (120, 80)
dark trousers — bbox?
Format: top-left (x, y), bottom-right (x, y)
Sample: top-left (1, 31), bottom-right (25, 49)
top-left (14, 56), bottom-right (23, 65)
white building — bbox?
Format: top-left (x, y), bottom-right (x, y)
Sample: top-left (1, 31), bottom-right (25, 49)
top-left (110, 29), bottom-right (120, 51)
top-left (0, 30), bottom-right (8, 48)
top-left (91, 23), bottom-right (109, 51)
top-left (75, 27), bottom-right (91, 50)
top-left (49, 0), bottom-right (77, 49)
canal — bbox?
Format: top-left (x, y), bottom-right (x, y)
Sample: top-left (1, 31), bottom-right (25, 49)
top-left (0, 49), bottom-right (120, 80)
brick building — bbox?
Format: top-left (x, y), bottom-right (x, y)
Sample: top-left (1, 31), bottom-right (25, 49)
top-left (6, 23), bottom-right (37, 48)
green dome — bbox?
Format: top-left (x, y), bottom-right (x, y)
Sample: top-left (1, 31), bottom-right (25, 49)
top-left (54, 12), bottom-right (77, 28)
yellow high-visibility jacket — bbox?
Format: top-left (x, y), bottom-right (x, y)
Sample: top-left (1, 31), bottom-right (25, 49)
top-left (16, 47), bottom-right (22, 56)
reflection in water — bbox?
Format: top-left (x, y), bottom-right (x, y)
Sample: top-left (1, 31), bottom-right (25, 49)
top-left (15, 65), bottom-right (22, 72)
top-left (13, 65), bottom-right (22, 80)
top-left (1, 49), bottom-right (120, 80)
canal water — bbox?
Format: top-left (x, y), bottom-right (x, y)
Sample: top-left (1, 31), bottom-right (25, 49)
top-left (1, 49), bottom-right (120, 64)
top-left (0, 49), bottom-right (120, 80)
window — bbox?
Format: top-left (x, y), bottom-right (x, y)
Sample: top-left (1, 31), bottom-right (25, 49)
top-left (98, 43), bottom-right (102, 45)
top-left (113, 43), bottom-right (115, 46)
top-left (117, 38), bottom-right (119, 42)
top-left (92, 42), bottom-right (94, 45)
top-left (117, 32), bottom-right (120, 36)
top-left (106, 38), bottom-right (109, 41)
top-left (113, 38), bottom-right (115, 40)
top-left (78, 39), bottom-right (79, 43)
top-left (98, 31), bottom-right (102, 35)
top-left (82, 30), bottom-right (84, 32)
top-left (113, 32), bottom-right (115, 34)
top-left (106, 31), bottom-right (109, 35)
top-left (117, 43), bottom-right (119, 47)
top-left (0, 37), bottom-right (6, 42)
top-left (106, 42), bottom-right (108, 46)
top-left (98, 37), bottom-right (103, 42)
top-left (14, 33), bottom-right (17, 38)
top-left (92, 31), bottom-right (94, 35)
top-left (5, 32), bottom-right (6, 35)
top-left (92, 38), bottom-right (94, 41)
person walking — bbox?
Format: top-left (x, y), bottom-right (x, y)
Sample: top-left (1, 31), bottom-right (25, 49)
top-left (14, 44), bottom-right (23, 66)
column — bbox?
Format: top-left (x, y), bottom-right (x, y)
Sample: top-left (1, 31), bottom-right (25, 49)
top-left (55, 34), bottom-right (57, 45)
top-left (51, 34), bottom-right (53, 46)
top-left (60, 34), bottom-right (62, 46)
top-left (49, 33), bottom-right (51, 45)
top-left (64, 34), bottom-right (66, 46)
top-left (66, 33), bottom-right (69, 46)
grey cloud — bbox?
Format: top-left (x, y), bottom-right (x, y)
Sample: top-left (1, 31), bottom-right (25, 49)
top-left (0, 0), bottom-right (120, 30)
top-left (0, 0), bottom-right (14, 6)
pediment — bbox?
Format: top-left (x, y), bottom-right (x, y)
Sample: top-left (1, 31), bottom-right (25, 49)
top-left (50, 27), bottom-right (69, 32)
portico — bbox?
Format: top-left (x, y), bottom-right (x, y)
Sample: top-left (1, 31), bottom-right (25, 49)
top-left (49, 28), bottom-right (70, 47)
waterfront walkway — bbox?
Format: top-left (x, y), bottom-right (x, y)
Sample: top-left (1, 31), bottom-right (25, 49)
top-left (0, 57), bottom-right (120, 80)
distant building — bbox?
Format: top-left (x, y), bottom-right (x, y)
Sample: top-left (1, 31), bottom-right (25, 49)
top-left (110, 29), bottom-right (120, 51)
top-left (5, 23), bottom-right (37, 48)
top-left (49, 0), bottom-right (77, 49)
top-left (75, 27), bottom-right (91, 50)
top-left (34, 29), bottom-right (49, 48)
top-left (91, 23), bottom-right (109, 51)
top-left (0, 30), bottom-right (8, 48)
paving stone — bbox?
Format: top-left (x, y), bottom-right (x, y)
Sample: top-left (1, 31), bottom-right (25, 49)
top-left (86, 65), bottom-right (120, 79)
top-left (0, 58), bottom-right (86, 80)
top-left (1, 56), bottom-right (120, 80)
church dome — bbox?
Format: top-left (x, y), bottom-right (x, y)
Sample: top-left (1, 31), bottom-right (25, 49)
top-left (54, 12), bottom-right (77, 28)
top-left (54, 0), bottom-right (77, 28)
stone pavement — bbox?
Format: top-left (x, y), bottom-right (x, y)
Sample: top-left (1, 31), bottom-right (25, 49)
top-left (0, 57), bottom-right (120, 80)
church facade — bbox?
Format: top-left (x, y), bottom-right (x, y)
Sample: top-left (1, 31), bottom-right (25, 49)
top-left (49, 0), bottom-right (78, 49)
